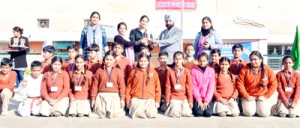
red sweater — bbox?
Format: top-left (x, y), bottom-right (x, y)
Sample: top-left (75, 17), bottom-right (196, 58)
top-left (165, 67), bottom-right (193, 103)
top-left (91, 67), bottom-right (125, 101)
top-left (41, 70), bottom-right (70, 101)
top-left (276, 70), bottom-right (300, 104)
top-left (0, 71), bottom-right (17, 92)
top-left (69, 70), bottom-right (93, 100)
top-left (214, 72), bottom-right (238, 101)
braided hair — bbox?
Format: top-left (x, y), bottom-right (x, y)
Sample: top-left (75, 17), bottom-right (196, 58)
top-left (70, 55), bottom-right (87, 91)
top-left (133, 53), bottom-right (151, 85)
top-left (249, 51), bottom-right (265, 88)
top-left (218, 57), bottom-right (234, 82)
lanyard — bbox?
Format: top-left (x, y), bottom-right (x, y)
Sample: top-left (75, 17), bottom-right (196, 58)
top-left (106, 68), bottom-right (113, 82)
top-left (174, 68), bottom-right (183, 84)
top-left (75, 73), bottom-right (83, 86)
top-left (51, 73), bottom-right (59, 86)
top-left (284, 72), bottom-right (293, 87)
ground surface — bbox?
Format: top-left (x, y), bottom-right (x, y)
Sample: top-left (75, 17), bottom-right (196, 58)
top-left (0, 94), bottom-right (299, 128)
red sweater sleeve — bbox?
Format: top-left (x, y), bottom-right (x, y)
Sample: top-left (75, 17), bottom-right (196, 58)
top-left (91, 70), bottom-right (100, 101)
top-left (236, 68), bottom-right (250, 99)
top-left (213, 74), bottom-right (223, 101)
top-left (41, 74), bottom-right (51, 101)
top-left (186, 69), bottom-right (193, 103)
top-left (154, 71), bottom-right (161, 103)
top-left (57, 72), bottom-right (70, 101)
top-left (263, 67), bottom-right (277, 98)
top-left (276, 72), bottom-right (288, 104)
top-left (125, 71), bottom-right (135, 103)
top-left (165, 70), bottom-right (171, 103)
top-left (293, 73), bottom-right (300, 104)
top-left (8, 71), bottom-right (17, 91)
top-left (118, 70), bottom-right (126, 100)
top-left (231, 76), bottom-right (239, 99)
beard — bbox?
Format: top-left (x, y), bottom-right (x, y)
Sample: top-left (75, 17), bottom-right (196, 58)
top-left (165, 24), bottom-right (174, 30)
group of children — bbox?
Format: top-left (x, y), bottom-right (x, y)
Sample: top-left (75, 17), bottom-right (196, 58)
top-left (0, 43), bottom-right (299, 119)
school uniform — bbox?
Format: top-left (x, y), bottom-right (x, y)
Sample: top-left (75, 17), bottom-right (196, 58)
top-left (0, 71), bottom-right (17, 114)
top-left (68, 70), bottom-right (93, 116)
top-left (115, 56), bottom-right (132, 81)
top-left (236, 64), bottom-right (278, 117)
top-left (230, 59), bottom-right (248, 78)
top-left (41, 59), bottom-right (51, 74)
top-left (155, 66), bottom-right (170, 111)
top-left (91, 67), bottom-right (125, 118)
top-left (40, 70), bottom-right (70, 117)
top-left (63, 59), bottom-right (75, 73)
top-left (209, 63), bottom-right (220, 73)
top-left (125, 68), bottom-right (161, 119)
top-left (275, 70), bottom-right (300, 117)
top-left (86, 59), bottom-right (102, 74)
top-left (17, 74), bottom-right (43, 117)
top-left (190, 66), bottom-right (215, 117)
top-left (213, 72), bottom-right (240, 116)
top-left (164, 67), bottom-right (193, 118)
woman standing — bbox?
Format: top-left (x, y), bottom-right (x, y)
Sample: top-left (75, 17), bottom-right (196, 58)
top-left (80, 11), bottom-right (108, 60)
top-left (236, 51), bottom-right (278, 117)
top-left (129, 15), bottom-right (154, 61)
top-left (9, 26), bottom-right (29, 87)
top-left (114, 22), bottom-right (135, 65)
top-left (193, 16), bottom-right (223, 58)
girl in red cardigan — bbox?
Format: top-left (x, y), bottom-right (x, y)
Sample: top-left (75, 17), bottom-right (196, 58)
top-left (213, 57), bottom-right (239, 117)
top-left (91, 51), bottom-right (126, 119)
top-left (275, 55), bottom-right (300, 118)
top-left (165, 51), bottom-right (193, 118)
top-left (40, 56), bottom-right (70, 117)
top-left (68, 55), bottom-right (93, 117)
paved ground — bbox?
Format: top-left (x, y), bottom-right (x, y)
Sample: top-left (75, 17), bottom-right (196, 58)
top-left (0, 94), bottom-right (299, 128)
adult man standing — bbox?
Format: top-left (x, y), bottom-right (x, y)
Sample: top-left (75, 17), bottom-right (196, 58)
top-left (149, 14), bottom-right (183, 65)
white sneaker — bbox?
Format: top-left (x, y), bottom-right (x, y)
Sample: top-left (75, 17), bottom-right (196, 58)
top-left (1, 111), bottom-right (8, 116)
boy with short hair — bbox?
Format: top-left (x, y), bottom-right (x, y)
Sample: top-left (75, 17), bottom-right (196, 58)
top-left (0, 58), bottom-right (17, 116)
top-left (17, 61), bottom-right (43, 117)
top-left (184, 44), bottom-right (197, 70)
top-left (210, 48), bottom-right (221, 72)
top-left (63, 45), bottom-right (77, 73)
top-left (86, 43), bottom-right (102, 74)
top-left (155, 51), bottom-right (170, 112)
top-left (230, 44), bottom-right (248, 79)
top-left (41, 45), bottom-right (55, 73)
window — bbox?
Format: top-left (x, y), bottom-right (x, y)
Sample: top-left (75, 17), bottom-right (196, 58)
top-left (267, 45), bottom-right (281, 55)
top-left (37, 19), bottom-right (49, 28)
top-left (84, 19), bottom-right (90, 27)
top-left (284, 45), bottom-right (292, 55)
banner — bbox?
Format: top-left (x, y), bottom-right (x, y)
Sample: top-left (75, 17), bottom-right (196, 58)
top-left (155, 0), bottom-right (197, 11)
top-left (221, 42), bottom-right (255, 62)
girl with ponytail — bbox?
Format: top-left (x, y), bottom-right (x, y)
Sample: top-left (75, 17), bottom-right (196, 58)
top-left (90, 50), bottom-right (125, 119)
top-left (68, 55), bottom-right (93, 117)
top-left (236, 51), bottom-right (278, 117)
top-left (213, 57), bottom-right (239, 117)
top-left (125, 53), bottom-right (161, 119)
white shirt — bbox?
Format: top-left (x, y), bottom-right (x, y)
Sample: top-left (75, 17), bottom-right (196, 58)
top-left (186, 57), bottom-right (195, 62)
top-left (18, 74), bottom-right (43, 97)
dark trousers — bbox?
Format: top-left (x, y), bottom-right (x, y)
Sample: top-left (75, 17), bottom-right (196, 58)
top-left (14, 70), bottom-right (24, 87)
top-left (192, 100), bottom-right (213, 117)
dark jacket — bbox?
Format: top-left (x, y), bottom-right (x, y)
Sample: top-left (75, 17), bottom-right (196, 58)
top-left (129, 28), bottom-right (154, 59)
top-left (9, 36), bottom-right (29, 68)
